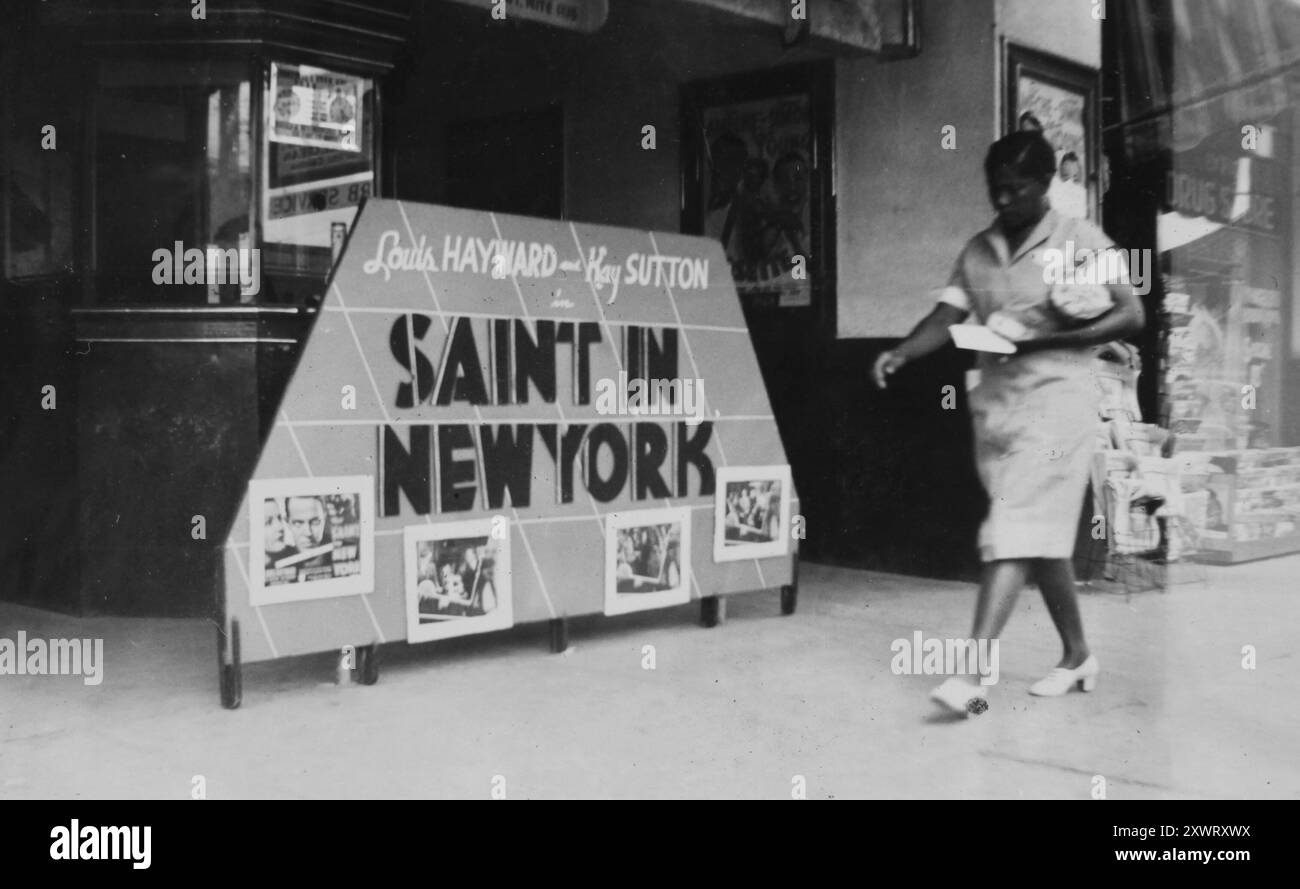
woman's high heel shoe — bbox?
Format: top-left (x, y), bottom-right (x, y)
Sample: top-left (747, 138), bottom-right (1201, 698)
top-left (930, 677), bottom-right (990, 716)
top-left (1028, 655), bottom-right (1099, 696)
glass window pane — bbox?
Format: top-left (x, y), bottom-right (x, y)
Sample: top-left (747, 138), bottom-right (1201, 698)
top-left (261, 62), bottom-right (375, 306)
top-left (4, 57), bottom-right (76, 281)
top-left (93, 59), bottom-right (253, 305)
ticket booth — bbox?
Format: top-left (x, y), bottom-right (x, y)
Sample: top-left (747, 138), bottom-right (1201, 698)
top-left (1, 1), bottom-right (410, 615)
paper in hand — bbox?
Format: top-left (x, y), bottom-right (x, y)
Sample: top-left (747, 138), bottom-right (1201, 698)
top-left (948, 325), bottom-right (1017, 354)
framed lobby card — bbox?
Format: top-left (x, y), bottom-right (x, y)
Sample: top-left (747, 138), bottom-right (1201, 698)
top-left (714, 465), bottom-right (793, 562)
top-left (1003, 42), bottom-right (1100, 222)
top-left (404, 519), bottom-right (513, 644)
top-left (604, 507), bottom-right (692, 616)
top-left (681, 62), bottom-right (836, 329)
top-left (249, 476), bottom-right (374, 606)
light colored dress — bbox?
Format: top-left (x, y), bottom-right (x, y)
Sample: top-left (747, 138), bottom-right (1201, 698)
top-left (939, 209), bottom-right (1116, 562)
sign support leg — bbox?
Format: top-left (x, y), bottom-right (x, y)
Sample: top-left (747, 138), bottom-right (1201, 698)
top-left (220, 619), bottom-right (243, 710)
top-left (549, 616), bottom-right (569, 653)
top-left (781, 549), bottom-right (800, 615)
top-left (355, 643), bottom-right (380, 685)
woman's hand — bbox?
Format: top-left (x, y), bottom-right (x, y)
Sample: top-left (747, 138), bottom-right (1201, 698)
top-left (875, 303), bottom-right (969, 388)
top-left (872, 350), bottom-right (907, 389)
top-left (986, 310), bottom-right (1032, 343)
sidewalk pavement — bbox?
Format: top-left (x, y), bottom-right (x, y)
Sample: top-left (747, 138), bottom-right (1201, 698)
top-left (2, 557), bottom-right (1297, 799)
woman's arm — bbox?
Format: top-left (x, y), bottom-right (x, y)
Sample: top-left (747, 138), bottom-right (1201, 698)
top-left (872, 302), bottom-right (969, 388)
top-left (1020, 281), bottom-right (1147, 352)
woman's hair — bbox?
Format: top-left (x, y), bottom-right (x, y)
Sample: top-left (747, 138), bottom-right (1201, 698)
top-left (984, 130), bottom-right (1057, 185)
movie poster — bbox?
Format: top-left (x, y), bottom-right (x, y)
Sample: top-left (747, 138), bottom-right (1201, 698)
top-left (700, 94), bottom-right (813, 306)
top-left (249, 476), bottom-right (374, 606)
top-left (713, 465), bottom-right (792, 561)
top-left (404, 519), bottom-right (513, 643)
top-left (604, 508), bottom-right (692, 616)
top-left (1015, 75), bottom-right (1089, 220)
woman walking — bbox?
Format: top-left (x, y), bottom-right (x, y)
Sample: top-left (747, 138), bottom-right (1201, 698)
top-left (872, 131), bottom-right (1145, 715)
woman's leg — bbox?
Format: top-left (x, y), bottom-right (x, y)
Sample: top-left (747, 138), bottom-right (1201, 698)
top-left (1031, 558), bottom-right (1091, 669)
top-left (970, 558), bottom-right (1031, 652)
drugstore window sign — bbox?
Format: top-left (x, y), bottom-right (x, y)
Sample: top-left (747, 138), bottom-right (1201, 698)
top-left (270, 63), bottom-right (364, 153)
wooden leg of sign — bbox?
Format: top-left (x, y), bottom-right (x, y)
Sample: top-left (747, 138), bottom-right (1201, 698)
top-left (700, 595), bottom-right (724, 628)
top-left (549, 616), bottom-right (569, 653)
top-left (220, 619), bottom-right (243, 710)
top-left (781, 550), bottom-right (800, 616)
top-left (356, 644), bottom-right (380, 685)
top-left (216, 621), bottom-right (228, 708)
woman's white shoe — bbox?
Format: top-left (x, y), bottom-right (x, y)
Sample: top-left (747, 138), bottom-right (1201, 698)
top-left (1028, 655), bottom-right (1099, 696)
top-left (930, 677), bottom-right (990, 716)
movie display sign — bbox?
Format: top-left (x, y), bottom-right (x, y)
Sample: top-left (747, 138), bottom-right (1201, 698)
top-left (249, 477), bottom-right (375, 606)
top-left (221, 199), bottom-right (795, 664)
top-left (405, 519), bottom-right (512, 643)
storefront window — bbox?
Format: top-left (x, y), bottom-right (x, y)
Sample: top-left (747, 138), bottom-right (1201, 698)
top-left (1160, 119), bottom-right (1289, 451)
top-left (1158, 111), bottom-right (1298, 561)
top-left (93, 58), bottom-right (253, 305)
top-left (1111, 0), bottom-right (1300, 564)
top-left (261, 62), bottom-right (375, 306)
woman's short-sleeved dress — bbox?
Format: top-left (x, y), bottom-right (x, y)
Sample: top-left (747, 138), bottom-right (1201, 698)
top-left (938, 209), bottom-right (1117, 563)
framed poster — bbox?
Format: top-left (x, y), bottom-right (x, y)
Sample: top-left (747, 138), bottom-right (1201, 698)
top-left (604, 508), bottom-right (692, 616)
top-left (1003, 43), bottom-right (1099, 222)
top-left (681, 63), bottom-right (836, 325)
top-left (404, 519), bottom-right (513, 644)
top-left (713, 465), bottom-right (793, 562)
top-left (249, 476), bottom-right (374, 606)
top-left (269, 62), bottom-right (365, 153)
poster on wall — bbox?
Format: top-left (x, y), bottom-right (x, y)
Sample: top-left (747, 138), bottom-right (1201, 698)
top-left (681, 64), bottom-right (833, 316)
top-left (605, 508), bottom-right (692, 616)
top-left (694, 93), bottom-right (815, 307)
top-left (270, 62), bottom-right (364, 153)
top-left (249, 477), bottom-right (375, 606)
top-left (713, 465), bottom-right (792, 561)
top-left (1004, 43), bottom-right (1098, 222)
top-left (404, 519), bottom-right (512, 643)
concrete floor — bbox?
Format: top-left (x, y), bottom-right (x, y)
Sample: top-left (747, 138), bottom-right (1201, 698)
top-left (2, 557), bottom-right (1298, 799)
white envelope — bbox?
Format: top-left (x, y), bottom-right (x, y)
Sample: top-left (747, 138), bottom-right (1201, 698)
top-left (949, 324), bottom-right (1016, 354)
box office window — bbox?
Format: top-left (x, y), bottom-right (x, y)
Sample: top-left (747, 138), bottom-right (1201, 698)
top-left (92, 59), bottom-right (254, 305)
top-left (89, 58), bottom-right (375, 306)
